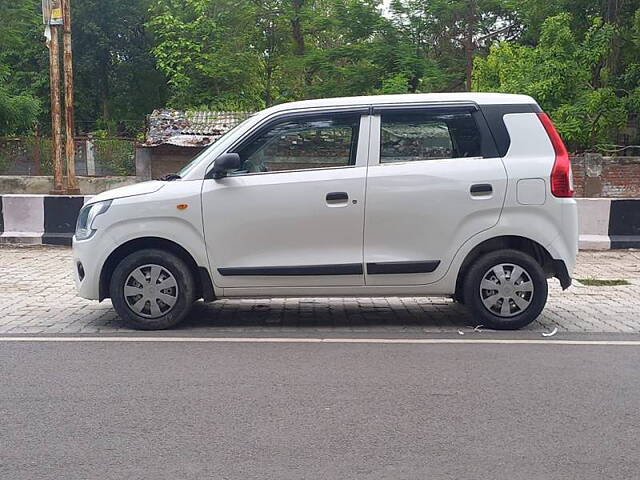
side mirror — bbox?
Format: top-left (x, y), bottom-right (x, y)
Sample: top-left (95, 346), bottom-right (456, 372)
top-left (211, 153), bottom-right (241, 179)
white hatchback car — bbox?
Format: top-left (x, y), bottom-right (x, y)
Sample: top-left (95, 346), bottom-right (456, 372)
top-left (73, 93), bottom-right (578, 330)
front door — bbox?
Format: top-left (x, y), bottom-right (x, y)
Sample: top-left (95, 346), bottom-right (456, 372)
top-left (363, 105), bottom-right (507, 286)
top-left (201, 110), bottom-right (369, 289)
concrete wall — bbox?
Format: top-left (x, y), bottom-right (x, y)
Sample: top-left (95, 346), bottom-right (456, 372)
top-left (2, 195), bottom-right (639, 250)
top-left (0, 176), bottom-right (136, 195)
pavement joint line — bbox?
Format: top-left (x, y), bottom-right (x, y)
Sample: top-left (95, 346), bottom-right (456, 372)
top-left (1, 337), bottom-right (640, 345)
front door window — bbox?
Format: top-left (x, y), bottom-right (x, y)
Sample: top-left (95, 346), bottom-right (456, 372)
top-left (233, 114), bottom-right (360, 174)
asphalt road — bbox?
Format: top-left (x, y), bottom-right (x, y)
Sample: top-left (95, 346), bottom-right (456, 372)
top-left (1, 337), bottom-right (639, 479)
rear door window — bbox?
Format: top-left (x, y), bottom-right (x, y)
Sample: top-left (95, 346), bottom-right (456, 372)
top-left (380, 111), bottom-right (482, 163)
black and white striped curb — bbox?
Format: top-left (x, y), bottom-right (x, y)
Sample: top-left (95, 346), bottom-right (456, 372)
top-left (0, 195), bottom-right (90, 246)
top-left (1, 195), bottom-right (639, 249)
top-left (578, 199), bottom-right (640, 249)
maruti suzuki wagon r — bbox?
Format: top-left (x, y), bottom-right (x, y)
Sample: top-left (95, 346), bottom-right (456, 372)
top-left (73, 93), bottom-right (578, 330)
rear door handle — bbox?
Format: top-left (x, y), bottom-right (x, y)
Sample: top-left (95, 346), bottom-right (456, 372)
top-left (470, 184), bottom-right (493, 196)
top-left (326, 192), bottom-right (349, 202)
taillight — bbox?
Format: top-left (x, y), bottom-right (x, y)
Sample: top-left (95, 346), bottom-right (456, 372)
top-left (537, 112), bottom-right (574, 197)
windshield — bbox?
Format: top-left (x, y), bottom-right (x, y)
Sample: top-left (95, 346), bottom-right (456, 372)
top-left (175, 147), bottom-right (213, 178)
top-left (176, 115), bottom-right (257, 178)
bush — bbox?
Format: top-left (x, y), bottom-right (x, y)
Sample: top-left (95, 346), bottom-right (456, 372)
top-left (0, 77), bottom-right (40, 136)
top-left (93, 138), bottom-right (135, 176)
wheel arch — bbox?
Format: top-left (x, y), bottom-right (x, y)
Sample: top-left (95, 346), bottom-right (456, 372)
top-left (99, 237), bottom-right (215, 302)
top-left (454, 235), bottom-right (568, 302)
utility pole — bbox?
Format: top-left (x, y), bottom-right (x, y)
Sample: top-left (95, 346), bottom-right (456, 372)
top-left (47, 16), bottom-right (65, 195)
top-left (61, 0), bottom-right (80, 194)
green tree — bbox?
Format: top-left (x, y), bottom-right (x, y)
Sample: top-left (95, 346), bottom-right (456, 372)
top-left (1, 0), bottom-right (637, 152)
top-left (148, 0), bottom-right (266, 110)
top-left (1, 0), bottom-right (164, 136)
top-left (148, 0), bottom-right (446, 106)
top-left (391, 0), bottom-right (514, 91)
top-left (473, 13), bottom-right (628, 150)
top-left (72, 0), bottom-right (168, 134)
top-left (0, 0), bottom-right (42, 135)
top-left (298, 0), bottom-right (392, 97)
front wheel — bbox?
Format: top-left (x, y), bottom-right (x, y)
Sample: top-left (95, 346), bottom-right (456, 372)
top-left (464, 249), bottom-right (548, 330)
top-left (109, 249), bottom-right (196, 330)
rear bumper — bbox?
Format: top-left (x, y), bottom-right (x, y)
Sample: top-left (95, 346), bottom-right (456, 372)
top-left (553, 259), bottom-right (572, 290)
top-left (546, 198), bottom-right (578, 288)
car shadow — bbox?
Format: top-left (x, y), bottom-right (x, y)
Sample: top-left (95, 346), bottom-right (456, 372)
top-left (175, 297), bottom-right (477, 331)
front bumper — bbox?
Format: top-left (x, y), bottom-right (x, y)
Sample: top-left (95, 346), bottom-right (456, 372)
top-left (72, 232), bottom-right (116, 300)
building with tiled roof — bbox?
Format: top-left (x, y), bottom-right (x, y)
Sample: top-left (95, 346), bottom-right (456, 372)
top-left (137, 109), bottom-right (252, 180)
top-left (145, 110), bottom-right (252, 147)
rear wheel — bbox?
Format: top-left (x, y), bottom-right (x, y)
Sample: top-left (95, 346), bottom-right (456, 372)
top-left (109, 249), bottom-right (196, 330)
top-left (464, 249), bottom-right (548, 330)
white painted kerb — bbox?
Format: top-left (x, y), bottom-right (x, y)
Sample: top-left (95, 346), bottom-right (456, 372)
top-left (576, 198), bottom-right (611, 250)
top-left (0, 195), bottom-right (45, 244)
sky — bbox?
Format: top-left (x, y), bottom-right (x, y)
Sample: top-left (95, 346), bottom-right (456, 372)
top-left (381, 0), bottom-right (393, 18)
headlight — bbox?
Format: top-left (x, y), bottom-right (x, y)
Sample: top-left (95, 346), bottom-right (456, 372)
top-left (75, 200), bottom-right (112, 240)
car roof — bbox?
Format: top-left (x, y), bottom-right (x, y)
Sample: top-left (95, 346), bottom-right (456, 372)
top-left (260, 92), bottom-right (537, 116)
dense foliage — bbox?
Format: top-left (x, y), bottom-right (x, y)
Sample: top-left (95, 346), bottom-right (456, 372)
top-left (474, 10), bottom-right (640, 151)
top-left (0, 0), bottom-right (43, 135)
top-left (0, 0), bottom-right (638, 150)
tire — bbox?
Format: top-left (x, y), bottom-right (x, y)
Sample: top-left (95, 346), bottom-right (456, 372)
top-left (463, 249), bottom-right (548, 330)
top-left (109, 248), bottom-right (196, 330)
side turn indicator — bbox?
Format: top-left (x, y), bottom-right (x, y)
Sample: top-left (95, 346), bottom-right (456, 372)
top-left (176, 203), bottom-right (188, 210)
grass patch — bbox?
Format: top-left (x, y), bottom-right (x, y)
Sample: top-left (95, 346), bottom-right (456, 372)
top-left (577, 278), bottom-right (630, 286)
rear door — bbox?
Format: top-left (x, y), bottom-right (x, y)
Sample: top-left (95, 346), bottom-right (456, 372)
top-left (363, 104), bottom-right (507, 286)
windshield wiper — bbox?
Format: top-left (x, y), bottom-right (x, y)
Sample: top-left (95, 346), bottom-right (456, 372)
top-left (158, 173), bottom-right (181, 181)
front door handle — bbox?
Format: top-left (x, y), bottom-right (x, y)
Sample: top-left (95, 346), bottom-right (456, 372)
top-left (326, 192), bottom-right (349, 203)
top-left (470, 184), bottom-right (493, 196)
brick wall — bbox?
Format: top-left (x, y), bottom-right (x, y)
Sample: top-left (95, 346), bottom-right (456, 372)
top-left (571, 155), bottom-right (640, 198)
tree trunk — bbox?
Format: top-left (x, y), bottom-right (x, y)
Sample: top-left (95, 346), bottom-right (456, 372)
top-left (291, 0), bottom-right (305, 56)
top-left (409, 75), bottom-right (419, 93)
top-left (603, 0), bottom-right (622, 78)
top-left (264, 62), bottom-right (273, 106)
top-left (291, 0), bottom-right (311, 87)
top-left (602, 0), bottom-right (620, 22)
top-left (464, 0), bottom-right (477, 91)
top-left (33, 125), bottom-right (41, 176)
top-left (100, 56), bottom-right (110, 125)
top-left (102, 89), bottom-right (109, 124)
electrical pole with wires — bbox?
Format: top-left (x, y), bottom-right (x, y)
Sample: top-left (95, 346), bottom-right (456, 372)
top-left (43, 0), bottom-right (65, 195)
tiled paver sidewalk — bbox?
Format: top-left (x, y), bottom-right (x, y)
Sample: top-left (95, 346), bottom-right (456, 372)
top-left (1, 245), bottom-right (639, 334)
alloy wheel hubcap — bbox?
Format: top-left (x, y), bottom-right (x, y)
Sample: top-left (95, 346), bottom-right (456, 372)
top-left (479, 263), bottom-right (534, 317)
top-left (124, 264), bottom-right (179, 318)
